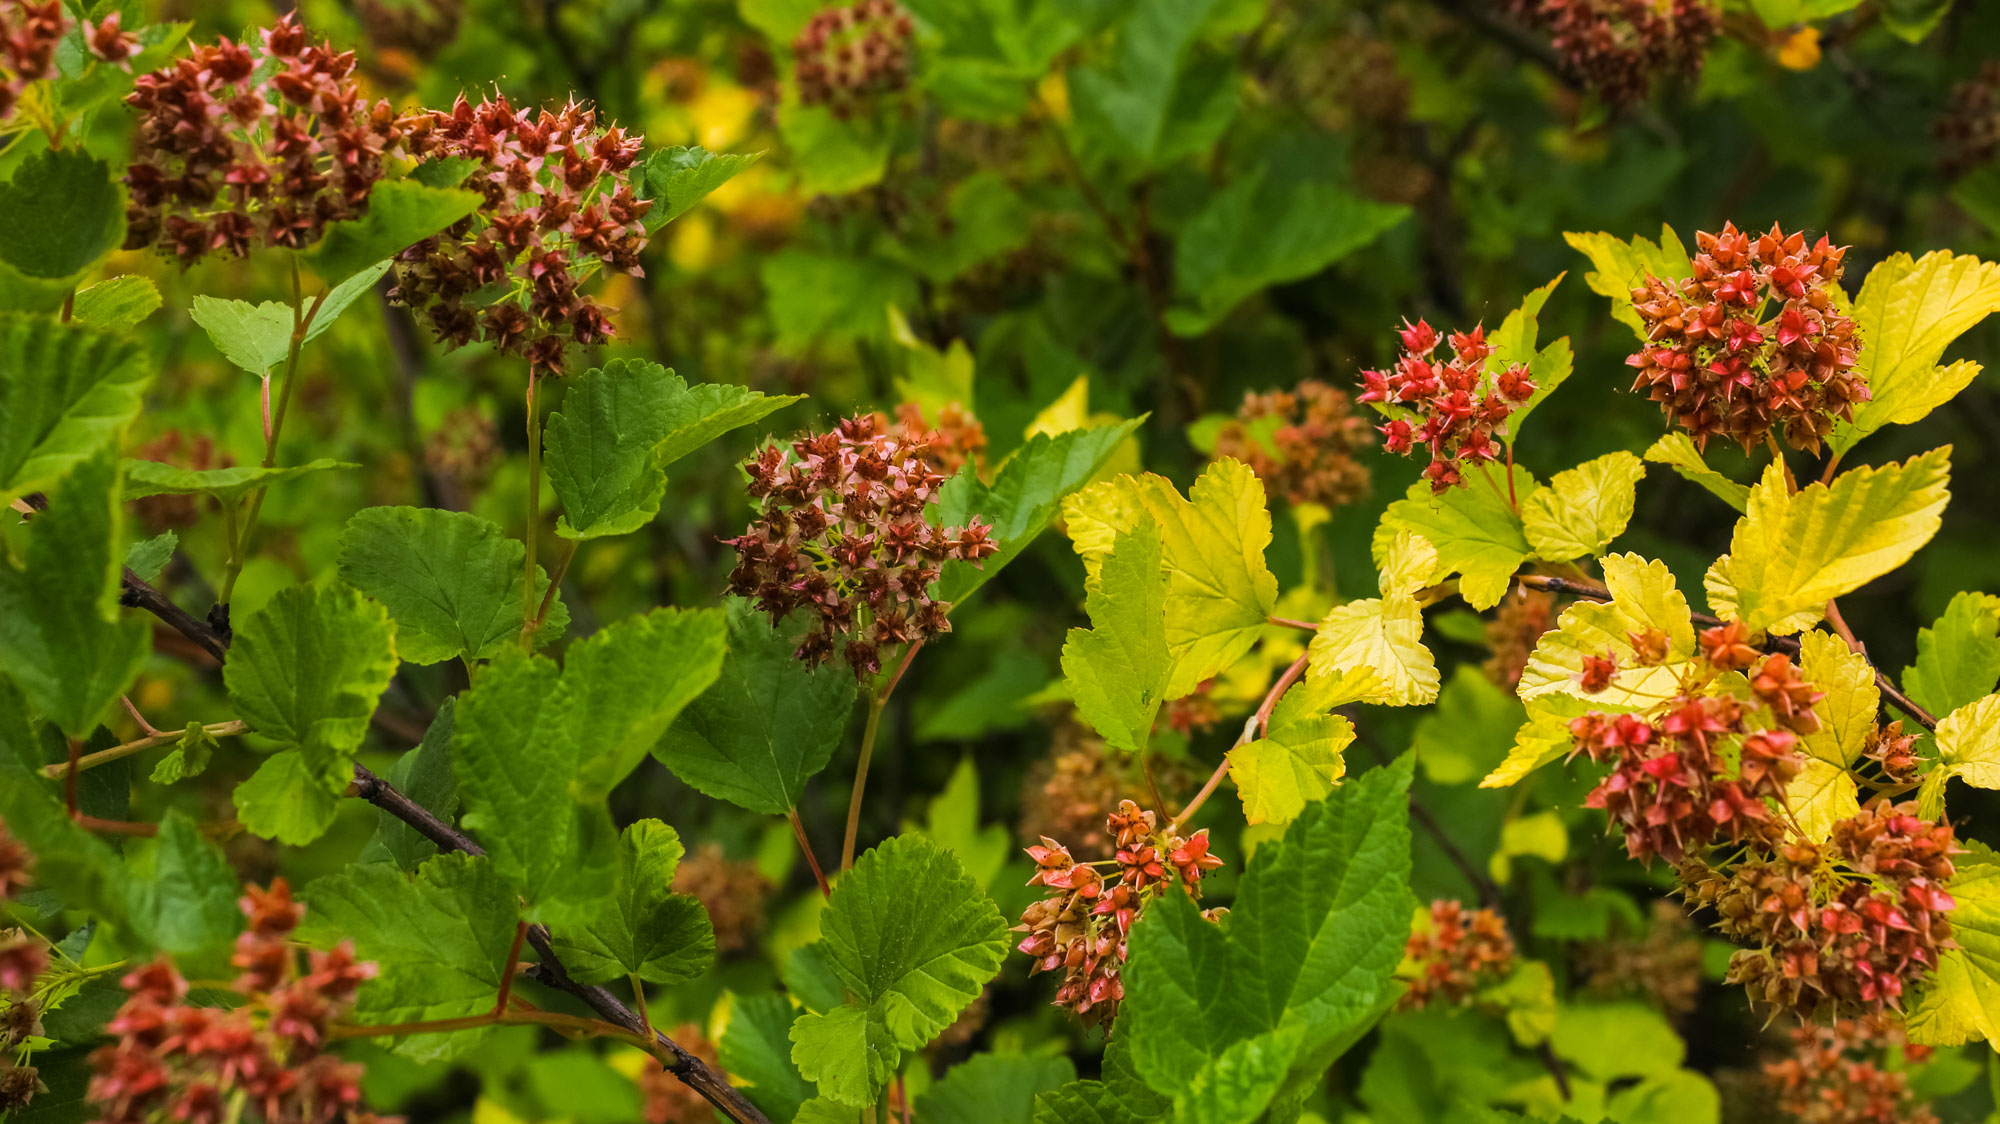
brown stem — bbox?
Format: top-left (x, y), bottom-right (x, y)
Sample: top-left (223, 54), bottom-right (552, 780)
top-left (120, 696), bottom-right (164, 738)
top-left (526, 537), bottom-right (578, 642)
top-left (493, 921), bottom-right (529, 1015)
top-left (1823, 598), bottom-right (1862, 654)
top-left (789, 807), bottom-right (832, 899)
top-left (1268, 615), bottom-right (1317, 631)
top-left (880, 638), bottom-right (925, 700)
top-left (1174, 652), bottom-right (1310, 829)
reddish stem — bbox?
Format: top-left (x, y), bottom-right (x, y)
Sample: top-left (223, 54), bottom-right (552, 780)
top-left (789, 808), bottom-right (832, 899)
top-left (493, 921), bottom-right (529, 1016)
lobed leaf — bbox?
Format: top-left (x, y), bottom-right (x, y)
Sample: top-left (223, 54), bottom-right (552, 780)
top-left (547, 819), bottom-right (714, 985)
top-left (337, 506), bottom-right (567, 665)
top-left (1375, 465), bottom-right (1539, 610)
top-left (635, 146), bottom-right (763, 230)
top-left (1903, 591), bottom-right (2000, 720)
top-left (1521, 451), bottom-right (1644, 562)
top-left (1562, 226), bottom-right (1693, 341)
top-left (1062, 522), bottom-right (1175, 753)
top-left (1642, 433), bottom-right (1749, 513)
top-left (1306, 597), bottom-right (1438, 706)
top-left (0, 314), bottom-right (153, 505)
top-left (126, 457), bottom-right (356, 505)
top-left (1783, 631), bottom-right (1874, 841)
top-left (1833, 250), bottom-right (2000, 454)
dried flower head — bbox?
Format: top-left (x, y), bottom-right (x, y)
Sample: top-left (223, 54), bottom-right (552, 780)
top-left (871, 402), bottom-right (986, 478)
top-left (725, 414), bottom-right (996, 678)
top-left (1484, 589), bottom-right (1558, 688)
top-left (1500, 0), bottom-right (1718, 106)
top-left (1579, 899), bottom-right (1704, 1016)
top-left (1163, 677), bottom-right (1222, 736)
top-left (0, 1), bottom-right (69, 124)
top-left (391, 94), bottom-right (650, 376)
top-left (1359, 319), bottom-right (1534, 493)
top-left (1627, 222), bottom-right (1866, 453)
top-left (672, 844), bottom-right (774, 955)
top-left (1399, 900), bottom-right (1516, 1009)
top-left (1862, 721), bottom-right (1921, 786)
top-left (0, 930), bottom-right (47, 994)
top-left (1214, 380), bottom-right (1375, 509)
top-left (1763, 1015), bottom-right (1938, 1124)
top-left (123, 13), bottom-right (412, 263)
top-left (0, 817), bottom-right (31, 902)
top-left (1937, 60), bottom-right (2000, 177)
top-left (793, 0), bottom-right (913, 119)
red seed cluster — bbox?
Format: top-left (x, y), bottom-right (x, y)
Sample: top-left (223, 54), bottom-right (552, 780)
top-left (1763, 1016), bottom-right (1939, 1124)
top-left (1627, 222), bottom-right (1867, 453)
top-left (390, 95), bottom-right (650, 377)
top-left (725, 415), bottom-right (996, 678)
top-left (1937, 61), bottom-right (2000, 176)
top-left (793, 0), bottom-right (913, 119)
top-left (870, 402), bottom-right (986, 478)
top-left (1500, 0), bottom-right (1718, 106)
top-left (1399, 900), bottom-right (1517, 1010)
top-left (1862, 721), bottom-right (1921, 787)
top-left (1567, 622), bottom-right (1820, 866)
top-left (123, 14), bottom-right (412, 263)
top-left (86, 880), bottom-right (392, 1124)
top-left (1214, 379), bottom-right (1375, 509)
top-left (0, 1), bottom-right (66, 123)
top-left (0, 816), bottom-right (46, 1113)
top-left (0, 817), bottom-right (29, 903)
top-left (671, 844), bottom-right (774, 955)
top-left (1014, 800), bottom-right (1223, 1030)
top-left (1163, 677), bottom-right (1222, 736)
top-left (1682, 802), bottom-right (1958, 1020)
top-left (1359, 319), bottom-right (1536, 493)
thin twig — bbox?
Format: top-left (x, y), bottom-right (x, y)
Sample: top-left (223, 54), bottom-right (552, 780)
top-left (39, 720), bottom-right (247, 778)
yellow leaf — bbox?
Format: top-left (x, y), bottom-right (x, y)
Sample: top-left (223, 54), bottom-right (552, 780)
top-left (1704, 449), bottom-right (1952, 635)
top-left (1563, 226), bottom-right (1693, 341)
top-left (1908, 841), bottom-right (2000, 1047)
top-left (1931, 692), bottom-right (2000, 789)
top-left (1519, 553), bottom-right (1692, 708)
top-left (1228, 682), bottom-right (1354, 826)
top-left (1063, 459), bottom-right (1279, 695)
top-left (1642, 433), bottom-right (1749, 513)
top-left (1835, 251), bottom-right (2000, 454)
top-left (1378, 530), bottom-right (1441, 599)
top-left (1782, 631), bottom-right (1876, 842)
top-left (1375, 464), bottom-right (1540, 610)
top-left (1025, 374), bottom-right (1091, 438)
top-left (1483, 694), bottom-right (1596, 788)
top-left (1522, 451), bottom-right (1645, 561)
top-left (1305, 596), bottom-right (1438, 706)
top-left (1786, 758), bottom-right (1859, 846)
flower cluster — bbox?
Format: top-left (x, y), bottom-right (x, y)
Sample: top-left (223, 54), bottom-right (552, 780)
top-left (0, 1), bottom-right (67, 124)
top-left (793, 0), bottom-right (913, 119)
top-left (1398, 900), bottom-right (1516, 1009)
top-left (131, 431), bottom-right (233, 533)
top-left (725, 415), bottom-right (996, 677)
top-left (1937, 60), bottom-right (2000, 177)
top-left (1164, 678), bottom-right (1222, 736)
top-left (0, 817), bottom-right (27, 902)
top-left (123, 14), bottom-right (410, 263)
top-left (1681, 801), bottom-right (1958, 1020)
top-left (0, 819), bottom-right (47, 1114)
top-left (1359, 319), bottom-right (1535, 493)
top-left (1862, 721), bottom-right (1921, 787)
top-left (422, 406), bottom-right (501, 501)
top-left (1018, 719), bottom-right (1197, 860)
top-left (87, 880), bottom-right (392, 1124)
top-left (1627, 223), bottom-right (1867, 453)
top-left (672, 844), bottom-right (774, 955)
top-left (1214, 380), bottom-right (1374, 509)
top-left (1014, 801), bottom-right (1223, 1030)
top-left (1762, 1016), bottom-right (1938, 1124)
top-left (871, 401), bottom-right (986, 477)
top-left (1567, 621), bottom-right (1819, 865)
top-left (638, 1025), bottom-right (726, 1124)
top-left (1500, 0), bottom-right (1718, 107)
top-left (1483, 589), bottom-right (1558, 689)
top-left (1579, 899), bottom-right (1704, 1016)
top-left (391, 94), bottom-right (649, 376)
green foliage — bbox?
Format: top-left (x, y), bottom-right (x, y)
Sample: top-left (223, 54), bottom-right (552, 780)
top-left (635, 146), bottom-right (763, 230)
top-left (1061, 521), bottom-right (1174, 753)
top-left (546, 819), bottom-right (714, 985)
top-left (300, 181), bottom-right (482, 286)
top-left (0, 314), bottom-right (152, 505)
top-left (337, 506), bottom-right (567, 664)
top-left (0, 149), bottom-right (124, 284)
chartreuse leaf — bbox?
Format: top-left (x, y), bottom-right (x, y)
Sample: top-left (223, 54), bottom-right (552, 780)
top-left (1519, 553), bottom-right (1693, 712)
top-left (0, 314), bottom-right (153, 505)
top-left (124, 810), bottom-right (242, 958)
top-left (1833, 251), bottom-right (2000, 455)
top-left (1522, 452), bottom-right (1643, 562)
top-left (150, 720), bottom-right (218, 784)
top-left (635, 146), bottom-right (763, 230)
top-left (1705, 449), bottom-right (1951, 635)
top-left (337, 506), bottom-right (568, 665)
top-left (721, 993), bottom-right (814, 1123)
top-left (1306, 596), bottom-right (1437, 706)
top-left (1643, 433), bottom-right (1749, 512)
top-left (1784, 632), bottom-right (1875, 841)
top-left (1062, 522), bottom-right (1174, 754)
top-left (125, 529), bottom-right (177, 583)
top-left (934, 417), bottom-right (1147, 605)
top-left (0, 450), bottom-right (149, 738)
top-left (656, 599), bottom-right (857, 815)
top-left (301, 852), bottom-right (520, 1062)
top-left (547, 819), bottom-right (714, 985)
top-left (1904, 591), bottom-right (2000, 719)
top-left (789, 835), bottom-right (1008, 1106)
top-left (1563, 226), bottom-right (1693, 341)
top-left (125, 457), bottom-right (356, 504)
top-left (0, 148), bottom-right (124, 283)
top-left (0, 682), bottom-right (129, 924)
top-left (1479, 694), bottom-right (1598, 789)
top-left (225, 585), bottom-right (398, 845)
top-left (71, 276), bottom-right (162, 331)
top-left (1121, 755), bottom-right (1415, 1105)
top-left (913, 1053), bottom-right (1077, 1124)
top-left (544, 359), bottom-right (800, 540)
top-left (1377, 530), bottom-right (1442, 597)
top-left (1484, 275), bottom-right (1573, 437)
top-left (1909, 840), bottom-right (2000, 1048)
top-left (1376, 464), bottom-right (1540, 610)
top-left (1064, 459), bottom-right (1279, 695)
top-left (1921, 693), bottom-right (2000, 821)
top-left (301, 180), bottom-right (482, 286)
top-left (1227, 671), bottom-right (1366, 825)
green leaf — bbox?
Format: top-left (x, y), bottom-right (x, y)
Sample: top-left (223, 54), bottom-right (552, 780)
top-left (1376, 465), bottom-right (1540, 610)
top-left (1522, 452), bottom-right (1643, 562)
top-left (1063, 459), bottom-right (1281, 695)
top-left (124, 457), bottom-right (356, 505)
top-left (790, 834), bottom-right (1008, 1105)
top-left (190, 265), bottom-right (390, 378)
top-left (301, 180), bottom-right (482, 287)
top-left (123, 529), bottom-right (176, 583)
top-left (1031, 1040), bottom-right (1170, 1124)
top-left (776, 106), bottom-right (892, 196)
top-left (1167, 161), bottom-right (1407, 335)
top-left (300, 853), bottom-right (520, 1062)
top-left (656, 600), bottom-right (857, 815)
top-left (71, 276), bottom-right (162, 332)
top-left (1121, 755), bottom-right (1415, 1102)
top-left (547, 819), bottom-right (715, 985)
top-left (1911, 840), bottom-right (2000, 1047)
top-left (1642, 433), bottom-right (1749, 512)
top-left (336, 506), bottom-right (567, 665)
top-left (1905, 591), bottom-right (2000, 719)
top-left (565, 607), bottom-right (728, 800)
top-left (1063, 522), bottom-right (1174, 754)
top-left (0, 449), bottom-right (149, 738)
top-left (1067, 0), bottom-right (1232, 168)
top-left (915, 1053), bottom-right (1078, 1124)
top-left (0, 314), bottom-right (153, 505)
top-left (233, 750), bottom-right (344, 846)
top-left (1880, 0), bottom-right (1950, 41)
top-left (544, 359), bottom-right (799, 540)
top-left (0, 681), bottom-right (128, 925)
top-left (1413, 666), bottom-right (1524, 786)
top-left (1563, 226), bottom-right (1693, 342)
top-left (1550, 1001), bottom-right (1684, 1081)
top-left (224, 584), bottom-right (399, 841)
top-left (720, 993), bottom-right (815, 1123)
top-left (635, 146), bottom-right (763, 230)
top-left (124, 810), bottom-right (243, 957)
top-left (933, 417), bottom-right (1147, 605)
top-left (1833, 251), bottom-right (2000, 454)
top-left (360, 699), bottom-right (460, 872)
top-left (0, 148), bottom-right (123, 282)
top-left (1705, 448), bottom-right (1951, 635)
top-left (761, 248), bottom-right (917, 353)
top-left (1484, 275), bottom-right (1572, 438)
top-left (451, 649), bottom-right (585, 904)
top-left (1170, 1030), bottom-right (1301, 1124)
top-left (149, 720), bottom-right (218, 785)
